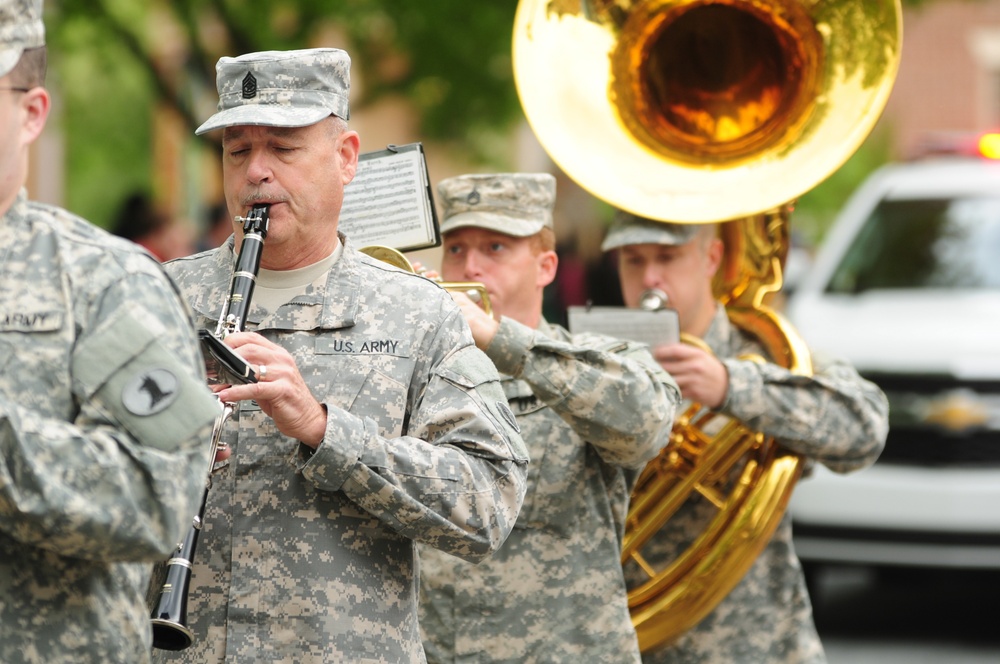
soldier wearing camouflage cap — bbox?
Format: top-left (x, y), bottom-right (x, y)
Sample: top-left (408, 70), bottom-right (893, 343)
top-left (0, 2), bottom-right (222, 663)
top-left (0, 0), bottom-right (43, 79)
top-left (603, 211), bottom-right (888, 664)
top-left (437, 171), bottom-right (556, 237)
top-left (601, 209), bottom-right (700, 252)
top-left (417, 173), bottom-right (680, 662)
top-left (154, 50), bottom-right (528, 664)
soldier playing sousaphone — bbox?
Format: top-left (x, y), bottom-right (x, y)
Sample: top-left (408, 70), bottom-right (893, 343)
top-left (604, 212), bottom-right (889, 663)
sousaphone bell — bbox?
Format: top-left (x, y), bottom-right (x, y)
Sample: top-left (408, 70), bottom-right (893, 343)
top-left (512, 0), bottom-right (901, 652)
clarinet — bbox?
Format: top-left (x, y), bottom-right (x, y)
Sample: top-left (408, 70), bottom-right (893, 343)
top-left (149, 204), bottom-right (270, 651)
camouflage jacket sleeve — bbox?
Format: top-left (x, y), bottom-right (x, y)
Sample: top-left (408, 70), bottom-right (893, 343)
top-left (719, 327), bottom-right (889, 474)
top-left (484, 316), bottom-right (678, 469)
top-left (0, 263), bottom-right (219, 562)
top-left (297, 305), bottom-right (528, 564)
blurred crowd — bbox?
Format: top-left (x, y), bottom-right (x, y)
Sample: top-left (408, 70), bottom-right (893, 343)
top-left (109, 192), bottom-right (232, 261)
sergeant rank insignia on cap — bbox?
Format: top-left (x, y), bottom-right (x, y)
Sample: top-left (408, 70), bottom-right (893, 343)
top-left (242, 71), bottom-right (257, 99)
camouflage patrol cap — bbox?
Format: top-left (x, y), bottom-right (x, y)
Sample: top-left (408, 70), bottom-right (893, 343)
top-left (195, 48), bottom-right (350, 135)
top-left (438, 173), bottom-right (556, 237)
top-left (601, 210), bottom-right (700, 251)
top-left (0, 0), bottom-right (45, 79)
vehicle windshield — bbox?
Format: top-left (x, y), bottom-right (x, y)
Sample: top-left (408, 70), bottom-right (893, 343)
top-left (826, 196), bottom-right (1000, 293)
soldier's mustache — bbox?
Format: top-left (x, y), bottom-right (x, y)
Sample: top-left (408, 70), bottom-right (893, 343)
top-left (241, 192), bottom-right (287, 206)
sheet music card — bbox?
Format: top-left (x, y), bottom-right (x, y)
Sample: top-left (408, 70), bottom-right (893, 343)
top-left (567, 306), bottom-right (680, 348)
top-left (339, 143), bottom-right (441, 252)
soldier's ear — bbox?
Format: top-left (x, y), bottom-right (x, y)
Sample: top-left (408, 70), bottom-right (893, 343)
top-left (536, 250), bottom-right (557, 289)
top-left (19, 87), bottom-right (49, 144)
top-left (705, 236), bottom-right (724, 278)
top-left (336, 129), bottom-right (360, 184)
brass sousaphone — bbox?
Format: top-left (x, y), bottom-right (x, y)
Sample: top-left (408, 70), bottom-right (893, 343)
top-left (512, 0), bottom-right (901, 652)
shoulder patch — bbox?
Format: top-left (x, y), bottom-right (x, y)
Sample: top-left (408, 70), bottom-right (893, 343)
top-left (121, 368), bottom-right (180, 416)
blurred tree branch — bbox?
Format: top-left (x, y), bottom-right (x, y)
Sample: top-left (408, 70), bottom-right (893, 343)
top-left (47, 0), bottom-right (522, 151)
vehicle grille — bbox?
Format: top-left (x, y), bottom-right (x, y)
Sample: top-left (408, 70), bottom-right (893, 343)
top-left (864, 372), bottom-right (1000, 468)
top-left (878, 427), bottom-right (1000, 466)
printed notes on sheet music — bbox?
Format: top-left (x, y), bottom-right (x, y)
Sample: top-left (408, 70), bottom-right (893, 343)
top-left (340, 144), bottom-right (441, 252)
top-left (567, 306), bottom-right (680, 348)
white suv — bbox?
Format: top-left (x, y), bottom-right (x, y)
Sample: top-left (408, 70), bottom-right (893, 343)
top-left (786, 152), bottom-right (1000, 572)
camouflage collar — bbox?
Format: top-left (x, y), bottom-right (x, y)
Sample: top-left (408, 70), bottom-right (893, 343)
top-left (182, 232), bottom-right (360, 332)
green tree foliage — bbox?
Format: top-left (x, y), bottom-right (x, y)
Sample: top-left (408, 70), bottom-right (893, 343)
top-left (45, 0), bottom-right (524, 225)
top-left (50, 0), bottom-right (523, 141)
top-left (794, 126), bottom-right (895, 245)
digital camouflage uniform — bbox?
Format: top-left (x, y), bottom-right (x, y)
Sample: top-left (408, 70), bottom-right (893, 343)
top-left (417, 172), bottom-right (680, 663)
top-left (155, 234), bottom-right (528, 664)
top-left (0, 191), bottom-right (220, 664)
top-left (419, 316), bottom-right (679, 663)
top-left (635, 305), bottom-right (889, 664)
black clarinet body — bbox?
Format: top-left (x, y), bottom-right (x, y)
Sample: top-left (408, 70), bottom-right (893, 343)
top-left (216, 205), bottom-right (269, 339)
top-left (149, 204), bottom-right (270, 651)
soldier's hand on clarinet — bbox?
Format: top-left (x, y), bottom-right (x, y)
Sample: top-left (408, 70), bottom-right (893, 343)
top-left (215, 332), bottom-right (328, 448)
